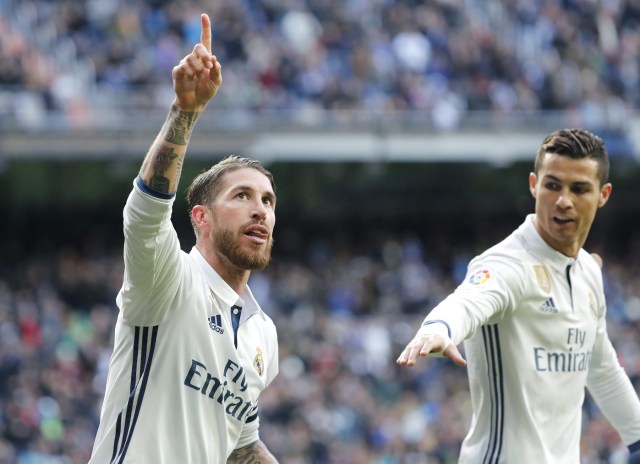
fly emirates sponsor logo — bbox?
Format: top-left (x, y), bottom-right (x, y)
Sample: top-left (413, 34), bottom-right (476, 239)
top-left (533, 327), bottom-right (592, 373)
top-left (183, 358), bottom-right (256, 421)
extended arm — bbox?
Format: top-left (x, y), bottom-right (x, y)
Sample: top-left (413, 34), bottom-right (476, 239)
top-left (139, 13), bottom-right (222, 194)
top-left (227, 440), bottom-right (279, 463)
top-left (397, 256), bottom-right (524, 367)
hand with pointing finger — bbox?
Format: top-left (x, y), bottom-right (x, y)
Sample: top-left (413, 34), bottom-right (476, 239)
top-left (172, 13), bottom-right (222, 112)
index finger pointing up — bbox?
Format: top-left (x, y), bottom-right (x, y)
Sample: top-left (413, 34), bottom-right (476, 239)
top-left (201, 13), bottom-right (212, 53)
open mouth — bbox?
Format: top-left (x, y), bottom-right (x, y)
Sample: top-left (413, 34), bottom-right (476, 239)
top-left (244, 225), bottom-right (269, 244)
top-left (553, 216), bottom-right (574, 225)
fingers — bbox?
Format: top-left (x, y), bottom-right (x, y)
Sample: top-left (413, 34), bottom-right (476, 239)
top-left (396, 334), bottom-right (466, 367)
top-left (396, 345), bottom-right (422, 367)
top-left (396, 338), bottom-right (438, 366)
top-left (444, 345), bottom-right (467, 366)
top-left (173, 44), bottom-right (214, 79)
top-left (201, 13), bottom-right (212, 53)
top-left (173, 13), bottom-right (216, 81)
top-left (208, 55), bottom-right (222, 87)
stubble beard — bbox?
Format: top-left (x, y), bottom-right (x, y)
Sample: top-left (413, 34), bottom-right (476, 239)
top-left (215, 228), bottom-right (273, 271)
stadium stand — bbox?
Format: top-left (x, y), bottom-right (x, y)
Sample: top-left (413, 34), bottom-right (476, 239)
top-left (1, 0), bottom-right (640, 463)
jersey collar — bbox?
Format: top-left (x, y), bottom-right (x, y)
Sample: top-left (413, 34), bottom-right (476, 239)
top-left (189, 247), bottom-right (263, 322)
top-left (520, 214), bottom-right (577, 270)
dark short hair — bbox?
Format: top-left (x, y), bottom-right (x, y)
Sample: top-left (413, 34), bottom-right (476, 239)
top-left (534, 128), bottom-right (609, 185)
top-left (185, 155), bottom-right (276, 234)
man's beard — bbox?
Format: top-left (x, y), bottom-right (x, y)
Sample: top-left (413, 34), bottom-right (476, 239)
top-left (214, 228), bottom-right (273, 271)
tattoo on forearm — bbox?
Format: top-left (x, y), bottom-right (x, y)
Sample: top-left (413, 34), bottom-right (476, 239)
top-left (148, 146), bottom-right (178, 193)
top-left (163, 105), bottom-right (200, 145)
top-left (174, 156), bottom-right (185, 186)
top-left (227, 441), bottom-right (277, 463)
top-left (227, 448), bottom-right (261, 463)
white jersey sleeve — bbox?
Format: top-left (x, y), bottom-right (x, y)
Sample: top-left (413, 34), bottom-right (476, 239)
top-left (117, 179), bottom-right (184, 326)
top-left (585, 257), bottom-right (640, 448)
top-left (423, 250), bottom-right (527, 345)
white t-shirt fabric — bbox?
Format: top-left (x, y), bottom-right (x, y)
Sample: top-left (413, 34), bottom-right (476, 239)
top-left (90, 179), bottom-right (278, 463)
top-left (423, 214), bottom-right (640, 464)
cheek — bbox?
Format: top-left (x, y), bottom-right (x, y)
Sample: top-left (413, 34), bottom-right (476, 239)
top-left (535, 191), bottom-right (553, 208)
top-left (579, 199), bottom-right (599, 218)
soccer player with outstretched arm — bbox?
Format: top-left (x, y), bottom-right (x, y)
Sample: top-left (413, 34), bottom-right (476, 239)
top-left (398, 129), bottom-right (640, 463)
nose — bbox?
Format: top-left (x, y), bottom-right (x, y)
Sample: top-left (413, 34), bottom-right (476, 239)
top-left (555, 191), bottom-right (574, 210)
top-left (251, 199), bottom-right (267, 220)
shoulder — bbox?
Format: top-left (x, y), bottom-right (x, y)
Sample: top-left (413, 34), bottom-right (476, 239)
top-left (462, 236), bottom-right (542, 295)
top-left (469, 236), bottom-right (529, 277)
top-left (579, 250), bottom-right (604, 275)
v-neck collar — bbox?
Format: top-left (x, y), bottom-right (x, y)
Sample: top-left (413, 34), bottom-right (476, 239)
top-left (519, 214), bottom-right (580, 272)
top-left (190, 247), bottom-right (263, 322)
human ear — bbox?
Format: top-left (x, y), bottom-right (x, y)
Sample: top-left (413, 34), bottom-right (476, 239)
top-left (528, 172), bottom-right (538, 198)
top-left (598, 183), bottom-right (612, 208)
top-left (191, 205), bottom-right (209, 228)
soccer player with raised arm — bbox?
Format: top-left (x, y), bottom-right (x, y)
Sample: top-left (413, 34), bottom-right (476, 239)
top-left (90, 14), bottom-right (280, 463)
top-left (397, 129), bottom-right (640, 463)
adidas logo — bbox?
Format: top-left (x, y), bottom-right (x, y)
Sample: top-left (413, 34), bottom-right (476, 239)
top-left (208, 314), bottom-right (224, 334)
top-left (538, 297), bottom-right (558, 314)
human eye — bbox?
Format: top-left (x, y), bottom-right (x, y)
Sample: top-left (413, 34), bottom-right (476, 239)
top-left (572, 185), bottom-right (590, 195)
top-left (262, 196), bottom-right (274, 207)
top-left (544, 181), bottom-right (561, 191)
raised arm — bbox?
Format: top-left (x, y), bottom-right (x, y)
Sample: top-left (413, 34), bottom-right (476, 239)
top-left (139, 13), bottom-right (222, 194)
top-left (227, 440), bottom-right (279, 463)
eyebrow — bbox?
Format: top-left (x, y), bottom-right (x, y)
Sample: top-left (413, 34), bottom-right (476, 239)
top-left (543, 174), bottom-right (593, 186)
top-left (234, 185), bottom-right (277, 203)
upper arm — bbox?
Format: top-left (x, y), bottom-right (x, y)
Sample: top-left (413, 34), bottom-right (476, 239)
top-left (428, 254), bottom-right (526, 343)
top-left (118, 184), bottom-right (184, 325)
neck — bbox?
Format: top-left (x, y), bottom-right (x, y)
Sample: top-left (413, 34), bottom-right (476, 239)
top-left (214, 265), bottom-right (250, 295)
top-left (532, 216), bottom-right (583, 259)
top-left (197, 244), bottom-right (250, 294)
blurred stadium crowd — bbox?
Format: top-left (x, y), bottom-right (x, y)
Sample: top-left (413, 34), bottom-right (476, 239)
top-left (0, 222), bottom-right (639, 463)
top-left (1, 0), bottom-right (640, 129)
top-left (1, 0), bottom-right (640, 463)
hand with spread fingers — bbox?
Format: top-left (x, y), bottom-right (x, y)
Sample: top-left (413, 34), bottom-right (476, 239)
top-left (396, 330), bottom-right (466, 367)
top-left (172, 13), bottom-right (222, 112)
top-left (395, 129), bottom-right (640, 463)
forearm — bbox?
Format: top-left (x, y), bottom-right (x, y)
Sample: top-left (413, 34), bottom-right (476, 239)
top-left (139, 103), bottom-right (202, 194)
top-left (227, 440), bottom-right (278, 464)
top-left (587, 336), bottom-right (640, 446)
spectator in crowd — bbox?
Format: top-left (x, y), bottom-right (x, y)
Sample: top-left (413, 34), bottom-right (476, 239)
top-left (1, 0), bottom-right (640, 129)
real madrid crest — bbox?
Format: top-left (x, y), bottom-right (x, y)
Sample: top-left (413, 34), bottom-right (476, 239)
top-left (533, 264), bottom-right (551, 293)
top-left (254, 347), bottom-right (264, 376)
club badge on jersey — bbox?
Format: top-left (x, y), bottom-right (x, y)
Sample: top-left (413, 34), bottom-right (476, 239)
top-left (254, 348), bottom-right (264, 376)
top-left (533, 264), bottom-right (551, 293)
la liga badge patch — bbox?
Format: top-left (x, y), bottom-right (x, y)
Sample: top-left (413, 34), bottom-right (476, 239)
top-left (468, 269), bottom-right (492, 286)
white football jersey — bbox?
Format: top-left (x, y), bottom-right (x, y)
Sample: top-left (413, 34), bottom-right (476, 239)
top-left (90, 179), bottom-right (278, 463)
top-left (423, 215), bottom-right (640, 463)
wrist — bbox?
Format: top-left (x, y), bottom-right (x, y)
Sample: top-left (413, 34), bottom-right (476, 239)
top-left (421, 319), bottom-right (452, 339)
top-left (171, 99), bottom-right (207, 114)
top-left (417, 323), bottom-right (453, 357)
